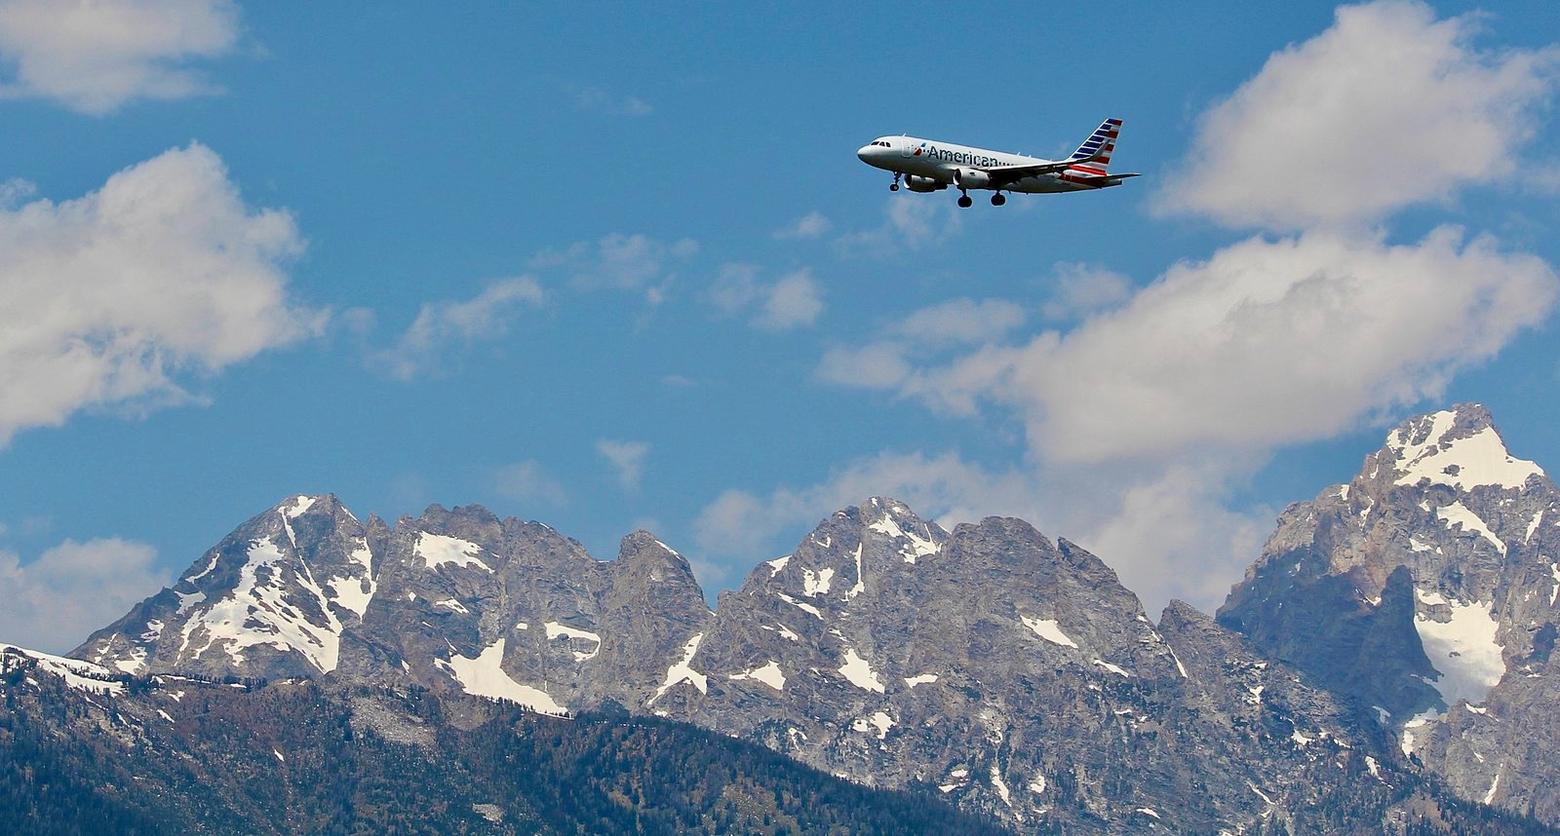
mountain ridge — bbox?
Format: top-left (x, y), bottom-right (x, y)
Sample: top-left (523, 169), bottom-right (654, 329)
top-left (19, 402), bottom-right (1557, 831)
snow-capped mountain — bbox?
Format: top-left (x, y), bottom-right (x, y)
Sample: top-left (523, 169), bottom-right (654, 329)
top-left (649, 499), bottom-right (1422, 831)
top-left (75, 494), bottom-right (380, 679)
top-left (1219, 403), bottom-right (1560, 821)
top-left (44, 405), bottom-right (1560, 831)
top-left (78, 500), bottom-right (712, 716)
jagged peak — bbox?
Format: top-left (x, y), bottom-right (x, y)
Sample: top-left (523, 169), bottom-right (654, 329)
top-left (1379, 403), bottom-right (1543, 492)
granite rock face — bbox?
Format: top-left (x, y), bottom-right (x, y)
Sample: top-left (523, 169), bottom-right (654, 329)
top-left (77, 500), bottom-right (712, 716)
top-left (1219, 403), bottom-right (1560, 823)
top-left (62, 406), bottom-right (1560, 831)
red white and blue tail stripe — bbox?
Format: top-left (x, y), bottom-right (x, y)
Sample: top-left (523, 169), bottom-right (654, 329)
top-left (1065, 118), bottom-right (1122, 178)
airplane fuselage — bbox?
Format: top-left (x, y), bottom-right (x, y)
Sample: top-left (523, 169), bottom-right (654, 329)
top-left (857, 135), bottom-right (1106, 194)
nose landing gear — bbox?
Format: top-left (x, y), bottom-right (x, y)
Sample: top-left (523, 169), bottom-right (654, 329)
top-left (890, 172), bottom-right (901, 192)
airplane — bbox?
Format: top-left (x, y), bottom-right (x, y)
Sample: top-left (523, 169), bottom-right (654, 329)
top-left (855, 118), bottom-right (1138, 207)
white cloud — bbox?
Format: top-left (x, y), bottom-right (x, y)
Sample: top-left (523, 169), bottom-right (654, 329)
top-left (885, 298), bottom-right (1027, 346)
top-left (0, 0), bottom-right (239, 115)
top-left (1016, 229), bottom-right (1556, 463)
top-left (835, 197), bottom-right (962, 256)
top-left (493, 459), bottom-right (567, 508)
top-left (815, 297), bottom-right (1024, 395)
top-left (569, 84), bottom-right (652, 116)
top-left (872, 229), bottom-right (1556, 463)
top-left (708, 264), bottom-right (824, 331)
top-left (817, 341), bottom-right (913, 390)
top-left (774, 211), bottom-right (831, 240)
top-left (1041, 263), bottom-right (1133, 321)
top-left (0, 143), bottom-right (319, 446)
top-left (1157, 0), bottom-right (1560, 229)
top-left (597, 439), bottom-right (650, 491)
top-left (0, 537), bottom-right (167, 653)
top-left (0, 176), bottom-right (35, 206)
top-left (369, 277), bottom-right (543, 381)
top-left (531, 233), bottom-right (698, 301)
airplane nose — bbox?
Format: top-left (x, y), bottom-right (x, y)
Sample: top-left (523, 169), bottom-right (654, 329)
top-left (857, 145), bottom-right (872, 162)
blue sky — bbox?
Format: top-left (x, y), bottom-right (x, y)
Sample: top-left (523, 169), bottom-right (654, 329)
top-left (1, 1), bottom-right (1557, 650)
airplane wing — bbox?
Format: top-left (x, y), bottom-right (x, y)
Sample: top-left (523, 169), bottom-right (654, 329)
top-left (982, 153), bottom-right (1105, 184)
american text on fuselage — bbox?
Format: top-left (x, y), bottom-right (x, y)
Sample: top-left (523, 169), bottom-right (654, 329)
top-left (855, 119), bottom-right (1136, 207)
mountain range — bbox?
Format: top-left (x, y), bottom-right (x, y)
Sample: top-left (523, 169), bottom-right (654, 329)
top-left (6, 403), bottom-right (1558, 833)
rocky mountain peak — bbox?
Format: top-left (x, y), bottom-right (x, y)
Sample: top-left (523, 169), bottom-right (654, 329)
top-left (1372, 403), bottom-right (1545, 494)
top-left (1220, 403), bottom-right (1560, 820)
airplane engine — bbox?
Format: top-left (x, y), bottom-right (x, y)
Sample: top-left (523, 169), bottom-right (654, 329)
top-left (952, 167), bottom-right (992, 189)
top-left (903, 175), bottom-right (946, 193)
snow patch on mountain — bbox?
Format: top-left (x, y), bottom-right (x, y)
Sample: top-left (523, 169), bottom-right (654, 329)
top-left (415, 532), bottom-right (491, 572)
top-left (802, 567), bottom-right (834, 596)
top-left (1413, 588), bottom-right (1505, 709)
top-left (1, 645), bottom-right (125, 696)
top-left (766, 555), bottom-right (790, 576)
top-left (183, 537), bottom-right (343, 673)
top-left (649, 633), bottom-right (706, 704)
top-left (325, 539), bottom-right (376, 617)
top-left (837, 648), bottom-right (885, 693)
top-left (852, 710), bottom-right (894, 739)
top-left (436, 637), bottom-right (566, 714)
top-left (544, 622), bottom-right (602, 661)
top-left (1022, 616), bottom-right (1079, 649)
top-left (904, 673), bottom-right (939, 688)
top-left (866, 507), bottom-right (941, 563)
top-left (729, 660), bottom-right (786, 691)
top-left (282, 495), bottom-right (318, 518)
top-left (1390, 411), bottom-right (1543, 491)
top-left (844, 544), bottom-right (865, 600)
top-left (1436, 502), bottom-right (1506, 554)
top-left (777, 592), bottom-right (823, 619)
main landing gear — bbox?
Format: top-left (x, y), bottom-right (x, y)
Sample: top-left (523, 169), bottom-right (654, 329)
top-left (991, 192), bottom-right (1007, 206)
top-left (957, 190), bottom-right (973, 208)
top-left (890, 172), bottom-right (901, 192)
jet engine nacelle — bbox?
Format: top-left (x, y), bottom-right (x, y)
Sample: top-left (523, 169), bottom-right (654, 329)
top-left (952, 167), bottom-right (992, 189)
top-left (903, 175), bottom-right (946, 193)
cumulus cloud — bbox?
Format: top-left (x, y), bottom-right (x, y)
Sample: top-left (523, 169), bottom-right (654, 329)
top-left (0, 143), bottom-right (319, 446)
top-left (369, 277), bottom-right (543, 381)
top-left (0, 0), bottom-right (240, 115)
top-left (0, 537), bottom-right (167, 653)
top-left (1041, 263), bottom-right (1133, 321)
top-left (864, 229), bottom-right (1557, 463)
top-left (774, 211), bottom-right (831, 240)
top-left (531, 233), bottom-right (698, 305)
top-left (492, 459), bottom-right (568, 508)
top-left (835, 197), bottom-right (962, 256)
top-left (597, 439), bottom-right (650, 491)
top-left (1157, 0), bottom-right (1559, 229)
top-left (708, 264), bottom-right (824, 330)
top-left (816, 297), bottom-right (1024, 395)
top-left (1012, 228), bottom-right (1556, 463)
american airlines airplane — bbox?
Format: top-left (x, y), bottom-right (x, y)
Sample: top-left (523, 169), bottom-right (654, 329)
top-left (856, 118), bottom-right (1138, 206)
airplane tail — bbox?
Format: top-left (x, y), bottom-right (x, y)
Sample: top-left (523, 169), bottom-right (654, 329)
top-left (1066, 118), bottom-right (1123, 176)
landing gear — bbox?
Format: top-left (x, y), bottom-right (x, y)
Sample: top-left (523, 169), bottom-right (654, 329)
top-left (890, 172), bottom-right (901, 192)
top-left (957, 191), bottom-right (973, 208)
top-left (991, 192), bottom-right (1006, 206)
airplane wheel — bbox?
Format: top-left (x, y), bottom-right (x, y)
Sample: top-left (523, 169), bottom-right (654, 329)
top-left (991, 193), bottom-right (1006, 206)
top-left (890, 183), bottom-right (899, 192)
top-left (957, 195), bottom-right (973, 208)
